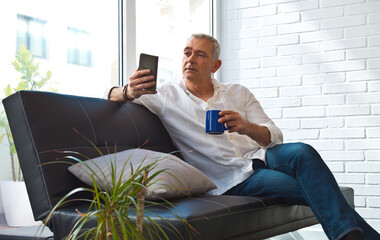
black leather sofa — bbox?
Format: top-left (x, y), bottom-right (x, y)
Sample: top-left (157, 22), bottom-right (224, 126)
top-left (3, 91), bottom-right (355, 240)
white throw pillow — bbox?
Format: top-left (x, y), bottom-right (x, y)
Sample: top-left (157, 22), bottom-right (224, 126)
top-left (68, 148), bottom-right (216, 200)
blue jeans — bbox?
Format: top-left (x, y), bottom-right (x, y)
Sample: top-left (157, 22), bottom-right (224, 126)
top-left (224, 143), bottom-right (380, 240)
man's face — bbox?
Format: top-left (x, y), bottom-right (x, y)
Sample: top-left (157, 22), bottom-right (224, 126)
top-left (182, 37), bottom-right (218, 82)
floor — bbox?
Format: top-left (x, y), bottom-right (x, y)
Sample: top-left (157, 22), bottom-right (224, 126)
top-left (0, 213), bottom-right (53, 239)
top-left (0, 224), bottom-right (327, 240)
top-left (268, 225), bottom-right (328, 240)
top-left (0, 225), bottom-right (53, 240)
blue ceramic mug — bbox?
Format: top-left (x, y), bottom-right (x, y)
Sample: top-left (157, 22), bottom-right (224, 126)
top-left (206, 110), bottom-right (230, 134)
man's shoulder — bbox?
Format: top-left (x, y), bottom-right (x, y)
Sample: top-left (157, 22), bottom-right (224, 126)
top-left (220, 82), bottom-right (250, 93)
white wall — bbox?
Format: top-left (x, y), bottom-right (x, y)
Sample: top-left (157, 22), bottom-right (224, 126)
top-left (219, 0), bottom-right (380, 231)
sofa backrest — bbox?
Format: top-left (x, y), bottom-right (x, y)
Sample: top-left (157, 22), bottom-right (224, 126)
top-left (2, 90), bottom-right (178, 221)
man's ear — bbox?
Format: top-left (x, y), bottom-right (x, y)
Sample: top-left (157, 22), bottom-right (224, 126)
top-left (212, 59), bottom-right (222, 73)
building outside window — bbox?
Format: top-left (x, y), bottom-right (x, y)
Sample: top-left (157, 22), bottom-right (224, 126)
top-left (67, 27), bottom-right (92, 67)
top-left (16, 14), bottom-right (47, 59)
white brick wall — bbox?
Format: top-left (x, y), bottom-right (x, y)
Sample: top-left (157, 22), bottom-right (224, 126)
top-left (220, 0), bottom-right (380, 231)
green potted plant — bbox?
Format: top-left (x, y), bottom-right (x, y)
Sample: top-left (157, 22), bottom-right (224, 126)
top-left (0, 45), bottom-right (54, 226)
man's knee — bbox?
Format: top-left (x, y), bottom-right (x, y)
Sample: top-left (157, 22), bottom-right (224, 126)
top-left (287, 142), bottom-right (320, 159)
top-left (267, 142), bottom-right (322, 167)
top-left (289, 142), bottom-right (314, 151)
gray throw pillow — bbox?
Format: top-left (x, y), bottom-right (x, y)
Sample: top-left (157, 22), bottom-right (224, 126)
top-left (68, 148), bottom-right (216, 200)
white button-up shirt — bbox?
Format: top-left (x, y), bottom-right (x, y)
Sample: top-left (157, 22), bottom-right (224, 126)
top-left (134, 78), bottom-right (283, 195)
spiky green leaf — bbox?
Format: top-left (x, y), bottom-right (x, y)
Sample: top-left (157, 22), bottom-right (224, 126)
top-left (0, 133), bottom-right (6, 144)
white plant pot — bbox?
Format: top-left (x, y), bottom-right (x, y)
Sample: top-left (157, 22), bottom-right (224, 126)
top-left (1, 181), bottom-right (40, 227)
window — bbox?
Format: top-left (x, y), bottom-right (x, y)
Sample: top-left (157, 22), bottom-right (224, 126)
top-left (135, 0), bottom-right (211, 83)
top-left (67, 27), bottom-right (92, 67)
top-left (1, 1), bottom-right (119, 227)
top-left (16, 14), bottom-right (47, 59)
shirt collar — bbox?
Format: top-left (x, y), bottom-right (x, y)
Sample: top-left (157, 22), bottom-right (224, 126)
top-left (180, 77), bottom-right (225, 94)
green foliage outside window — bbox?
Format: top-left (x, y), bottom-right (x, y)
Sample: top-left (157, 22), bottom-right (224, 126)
top-left (0, 45), bottom-right (55, 181)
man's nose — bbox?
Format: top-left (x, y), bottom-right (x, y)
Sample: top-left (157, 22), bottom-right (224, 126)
top-left (188, 53), bottom-right (195, 63)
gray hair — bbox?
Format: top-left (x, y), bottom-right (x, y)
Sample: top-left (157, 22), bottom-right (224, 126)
top-left (189, 33), bottom-right (221, 61)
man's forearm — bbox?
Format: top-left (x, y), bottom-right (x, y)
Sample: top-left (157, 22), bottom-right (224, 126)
top-left (108, 86), bottom-right (125, 102)
top-left (246, 123), bottom-right (271, 147)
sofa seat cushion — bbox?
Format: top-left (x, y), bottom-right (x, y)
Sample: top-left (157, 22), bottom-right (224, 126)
top-left (49, 186), bottom-right (353, 240)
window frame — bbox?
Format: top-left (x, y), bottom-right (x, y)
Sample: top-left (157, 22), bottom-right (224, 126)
top-left (119, 0), bottom-right (136, 86)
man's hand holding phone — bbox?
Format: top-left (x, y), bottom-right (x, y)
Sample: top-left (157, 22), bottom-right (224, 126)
top-left (127, 68), bottom-right (157, 100)
top-left (138, 53), bottom-right (158, 91)
top-left (125, 53), bottom-right (159, 100)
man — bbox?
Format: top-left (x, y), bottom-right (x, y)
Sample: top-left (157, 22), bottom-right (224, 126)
top-left (109, 33), bottom-right (379, 240)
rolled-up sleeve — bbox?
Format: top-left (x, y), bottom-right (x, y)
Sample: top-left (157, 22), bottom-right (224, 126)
top-left (244, 87), bottom-right (283, 148)
top-left (261, 123), bottom-right (283, 148)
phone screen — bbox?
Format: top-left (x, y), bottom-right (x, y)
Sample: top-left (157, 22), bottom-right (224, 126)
top-left (138, 53), bottom-right (159, 91)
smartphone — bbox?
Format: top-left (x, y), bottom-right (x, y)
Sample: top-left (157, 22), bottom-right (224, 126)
top-left (138, 53), bottom-right (159, 91)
